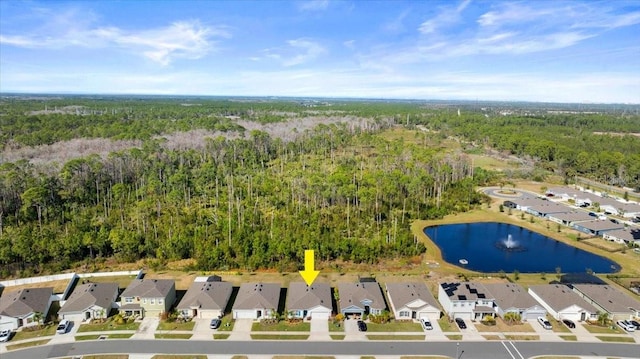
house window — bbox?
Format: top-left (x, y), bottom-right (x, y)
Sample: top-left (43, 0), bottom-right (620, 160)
top-left (150, 299), bottom-right (155, 305)
top-left (125, 297), bottom-right (133, 303)
top-left (158, 299), bottom-right (163, 305)
top-left (399, 311), bottom-right (410, 317)
top-left (453, 303), bottom-right (458, 307)
top-left (143, 299), bottom-right (147, 304)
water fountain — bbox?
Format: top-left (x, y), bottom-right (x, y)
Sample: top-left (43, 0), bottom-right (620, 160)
top-left (495, 234), bottom-right (527, 252)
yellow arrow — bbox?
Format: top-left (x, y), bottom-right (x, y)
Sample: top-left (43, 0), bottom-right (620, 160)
top-left (299, 249), bottom-right (320, 286)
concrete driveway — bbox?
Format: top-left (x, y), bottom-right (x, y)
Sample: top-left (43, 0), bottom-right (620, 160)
top-left (228, 318), bottom-right (252, 340)
top-left (343, 318), bottom-right (366, 341)
top-left (190, 318), bottom-right (213, 340)
top-left (131, 317), bottom-right (159, 339)
top-left (48, 320), bottom-right (79, 344)
top-left (309, 318), bottom-right (330, 340)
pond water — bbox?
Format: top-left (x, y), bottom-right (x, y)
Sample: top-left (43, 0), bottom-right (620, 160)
top-left (423, 222), bottom-right (620, 273)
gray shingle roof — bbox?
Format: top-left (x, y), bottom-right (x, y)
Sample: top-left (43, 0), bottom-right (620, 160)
top-left (572, 284), bottom-right (640, 314)
top-left (59, 283), bottom-right (119, 314)
top-left (483, 283), bottom-right (540, 310)
top-left (233, 283), bottom-right (280, 310)
top-left (121, 279), bottom-right (174, 298)
top-left (285, 282), bottom-right (331, 311)
top-left (386, 282), bottom-right (439, 309)
top-left (176, 281), bottom-right (233, 311)
top-left (529, 284), bottom-right (598, 313)
top-left (338, 281), bottom-right (385, 312)
top-left (0, 287), bottom-right (53, 318)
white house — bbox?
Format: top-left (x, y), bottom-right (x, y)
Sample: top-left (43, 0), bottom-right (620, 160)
top-left (438, 282), bottom-right (495, 321)
top-left (386, 282), bottom-right (441, 322)
top-left (528, 284), bottom-right (598, 322)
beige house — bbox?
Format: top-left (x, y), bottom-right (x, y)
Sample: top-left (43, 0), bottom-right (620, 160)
top-left (386, 282), bottom-right (440, 321)
top-left (0, 287), bottom-right (53, 331)
top-left (338, 279), bottom-right (386, 317)
top-left (176, 276), bottom-right (233, 319)
top-left (232, 282), bottom-right (280, 320)
top-left (571, 284), bottom-right (640, 321)
top-left (59, 282), bottom-right (119, 322)
top-left (285, 282), bottom-right (332, 320)
top-left (119, 279), bottom-right (176, 318)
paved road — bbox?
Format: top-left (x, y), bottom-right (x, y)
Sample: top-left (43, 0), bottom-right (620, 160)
top-left (3, 340), bottom-right (639, 359)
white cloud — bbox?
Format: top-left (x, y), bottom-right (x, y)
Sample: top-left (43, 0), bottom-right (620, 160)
top-left (260, 39), bottom-right (326, 67)
top-left (419, 0), bottom-right (471, 34)
top-left (298, 0), bottom-right (329, 12)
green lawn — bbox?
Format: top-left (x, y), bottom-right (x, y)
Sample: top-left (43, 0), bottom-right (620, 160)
top-left (329, 321), bottom-right (344, 332)
top-left (151, 356), bottom-right (207, 359)
top-left (75, 333), bottom-right (134, 340)
top-left (330, 334), bottom-right (345, 340)
top-left (252, 320), bottom-right (310, 332)
top-left (365, 321), bottom-right (422, 332)
top-left (213, 333), bottom-right (230, 339)
top-left (250, 334), bottom-right (309, 340)
top-left (12, 325), bottom-right (57, 341)
top-left (596, 336), bottom-right (636, 343)
top-left (559, 335), bottom-right (577, 341)
top-left (438, 317), bottom-right (458, 332)
top-left (78, 319), bottom-right (140, 332)
top-left (6, 339), bottom-right (50, 351)
top-left (445, 334), bottom-right (462, 340)
top-left (217, 315), bottom-right (235, 332)
top-left (157, 320), bottom-right (195, 331)
top-left (584, 324), bottom-right (623, 334)
top-left (154, 333), bottom-right (192, 339)
top-left (504, 335), bottom-right (539, 341)
top-left (367, 334), bottom-right (425, 340)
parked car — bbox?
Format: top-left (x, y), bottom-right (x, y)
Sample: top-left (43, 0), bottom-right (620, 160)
top-left (617, 320), bottom-right (636, 332)
top-left (588, 212), bottom-right (597, 217)
top-left (0, 329), bottom-right (11, 342)
top-left (562, 319), bottom-right (576, 328)
top-left (56, 319), bottom-right (71, 334)
top-left (537, 316), bottom-right (552, 330)
top-left (420, 318), bottom-right (433, 330)
top-left (455, 318), bottom-right (467, 329)
top-left (357, 320), bottom-right (367, 332)
top-left (209, 318), bottom-right (221, 329)
top-left (629, 320), bottom-right (640, 330)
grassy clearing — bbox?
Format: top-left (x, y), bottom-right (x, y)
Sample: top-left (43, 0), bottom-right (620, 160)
top-left (367, 334), bottom-right (425, 340)
top-left (154, 333), bottom-right (192, 339)
top-left (504, 334), bottom-right (539, 340)
top-left (157, 320), bottom-right (195, 331)
top-left (446, 334), bottom-right (462, 340)
top-left (559, 335), bottom-right (577, 341)
top-left (330, 334), bottom-right (345, 340)
top-left (596, 336), bottom-right (635, 343)
top-left (584, 324), bottom-right (623, 334)
top-left (365, 321), bottom-right (422, 332)
top-left (2, 280), bottom-right (71, 294)
top-left (78, 318), bottom-right (140, 332)
top-left (6, 339), bottom-right (50, 351)
top-left (12, 324), bottom-right (56, 341)
top-left (250, 334), bottom-right (309, 340)
top-left (252, 321), bottom-right (310, 332)
top-left (80, 275), bottom-right (137, 288)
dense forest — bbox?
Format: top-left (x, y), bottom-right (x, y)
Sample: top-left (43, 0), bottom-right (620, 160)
top-left (0, 96), bottom-right (638, 277)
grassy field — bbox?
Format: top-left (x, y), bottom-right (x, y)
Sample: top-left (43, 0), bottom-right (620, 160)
top-left (157, 320), bottom-right (195, 331)
top-left (6, 339), bottom-right (49, 351)
top-left (1, 280), bottom-right (71, 295)
top-left (80, 275), bottom-right (138, 288)
top-left (367, 334), bottom-right (425, 340)
top-left (252, 321), bottom-right (310, 332)
top-left (365, 321), bottom-right (422, 332)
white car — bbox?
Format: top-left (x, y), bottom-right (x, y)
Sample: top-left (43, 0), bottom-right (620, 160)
top-left (0, 329), bottom-right (11, 342)
top-left (420, 318), bottom-right (433, 330)
top-left (56, 319), bottom-right (71, 334)
top-left (617, 320), bottom-right (636, 332)
top-left (537, 316), bottom-right (552, 330)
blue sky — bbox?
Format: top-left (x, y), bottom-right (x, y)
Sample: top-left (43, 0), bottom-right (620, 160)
top-left (1, 0), bottom-right (639, 103)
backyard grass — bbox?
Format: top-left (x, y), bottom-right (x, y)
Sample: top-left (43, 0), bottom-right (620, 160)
top-left (437, 317), bottom-right (459, 332)
top-left (596, 336), bottom-right (636, 343)
top-left (367, 334), bottom-right (425, 340)
top-left (584, 324), bottom-right (623, 334)
top-left (213, 333), bottom-right (230, 339)
top-left (79, 275), bottom-right (137, 288)
top-left (12, 324), bottom-right (56, 341)
top-left (329, 321), bottom-right (344, 332)
top-left (559, 335), bottom-right (577, 341)
top-left (474, 319), bottom-right (534, 333)
top-left (504, 334), bottom-right (539, 340)
top-left (157, 320), bottom-right (195, 331)
top-left (365, 321), bottom-right (422, 332)
top-left (446, 334), bottom-right (462, 340)
top-left (250, 334), bottom-right (309, 340)
top-left (6, 339), bottom-right (49, 351)
top-left (330, 334), bottom-right (345, 340)
top-left (252, 320), bottom-right (310, 332)
top-left (154, 333), bottom-right (192, 339)
top-left (78, 318), bottom-right (140, 332)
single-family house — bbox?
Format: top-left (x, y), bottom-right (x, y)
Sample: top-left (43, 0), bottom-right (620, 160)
top-left (0, 287), bottom-right (53, 331)
top-left (386, 282), bottom-right (441, 321)
top-left (619, 202), bottom-right (640, 218)
top-left (285, 282), bottom-right (332, 320)
top-left (547, 212), bottom-right (594, 227)
top-left (232, 282), bottom-right (280, 320)
top-left (119, 279), bottom-right (176, 318)
top-left (338, 279), bottom-right (386, 317)
top-left (528, 284), bottom-right (598, 322)
top-left (58, 282), bottom-right (119, 322)
top-left (176, 276), bottom-right (232, 319)
top-left (572, 220), bottom-right (624, 236)
top-left (546, 187), bottom-right (592, 206)
top-left (483, 283), bottom-right (546, 321)
top-left (571, 284), bottom-right (640, 321)
top-left (437, 282), bottom-right (495, 321)
top-left (603, 228), bottom-right (640, 246)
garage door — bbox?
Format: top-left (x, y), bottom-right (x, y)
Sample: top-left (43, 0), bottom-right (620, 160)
top-left (311, 311), bottom-right (330, 319)
top-left (234, 310), bottom-right (255, 319)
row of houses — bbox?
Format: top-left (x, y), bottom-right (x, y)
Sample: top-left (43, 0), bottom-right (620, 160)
top-left (3, 274), bottom-right (639, 331)
top-left (546, 187), bottom-right (640, 218)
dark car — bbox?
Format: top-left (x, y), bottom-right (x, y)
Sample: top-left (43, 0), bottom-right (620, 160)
top-left (588, 212), bottom-right (597, 217)
top-left (209, 318), bottom-right (221, 329)
top-left (630, 320), bottom-right (640, 330)
top-left (562, 319), bottom-right (576, 328)
top-left (357, 320), bottom-right (367, 332)
top-left (455, 318), bottom-right (467, 329)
